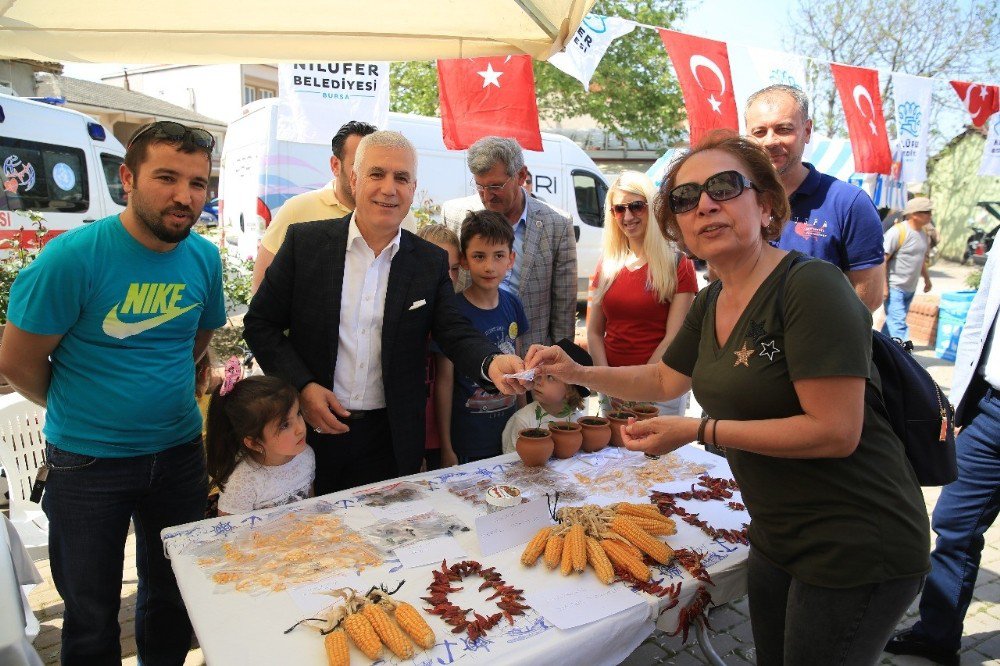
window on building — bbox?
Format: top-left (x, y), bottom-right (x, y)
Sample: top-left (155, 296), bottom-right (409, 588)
top-left (259, 89), bottom-right (275, 99)
top-left (243, 86), bottom-right (256, 105)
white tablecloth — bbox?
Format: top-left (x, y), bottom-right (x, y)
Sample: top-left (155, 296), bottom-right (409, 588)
top-left (164, 445), bottom-right (748, 666)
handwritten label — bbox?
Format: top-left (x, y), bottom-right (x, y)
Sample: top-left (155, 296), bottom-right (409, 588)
top-left (475, 498), bottom-right (553, 556)
top-left (523, 577), bottom-right (645, 630)
top-left (393, 536), bottom-right (466, 569)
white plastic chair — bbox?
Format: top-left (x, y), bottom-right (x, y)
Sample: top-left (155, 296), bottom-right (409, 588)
top-left (0, 394), bottom-right (48, 560)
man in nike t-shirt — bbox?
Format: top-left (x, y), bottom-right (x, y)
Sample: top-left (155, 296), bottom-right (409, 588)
top-left (0, 121), bottom-right (225, 664)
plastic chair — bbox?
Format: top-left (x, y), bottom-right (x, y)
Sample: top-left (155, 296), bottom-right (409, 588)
top-left (0, 394), bottom-right (47, 560)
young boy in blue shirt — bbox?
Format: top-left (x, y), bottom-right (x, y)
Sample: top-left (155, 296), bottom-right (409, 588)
top-left (436, 211), bottom-right (529, 465)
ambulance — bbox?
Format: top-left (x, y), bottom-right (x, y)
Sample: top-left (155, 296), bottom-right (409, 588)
top-left (219, 99), bottom-right (609, 299)
top-left (0, 93), bottom-right (127, 243)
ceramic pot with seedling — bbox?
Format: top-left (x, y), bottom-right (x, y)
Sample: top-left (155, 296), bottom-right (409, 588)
top-left (606, 410), bottom-right (633, 447)
top-left (515, 405), bottom-right (554, 466)
top-left (548, 404), bottom-right (583, 458)
top-left (628, 403), bottom-right (659, 421)
top-left (576, 415), bottom-right (611, 452)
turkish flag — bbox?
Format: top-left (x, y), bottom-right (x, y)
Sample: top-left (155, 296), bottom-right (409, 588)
top-left (437, 55), bottom-right (542, 151)
top-left (950, 80), bottom-right (1000, 128)
top-left (658, 29), bottom-right (739, 145)
top-left (830, 63), bottom-right (893, 174)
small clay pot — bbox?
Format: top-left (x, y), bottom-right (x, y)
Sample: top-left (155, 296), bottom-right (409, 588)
top-left (548, 421), bottom-right (583, 458)
top-left (577, 416), bottom-right (611, 452)
top-left (629, 403), bottom-right (659, 421)
top-left (515, 429), bottom-right (554, 466)
top-left (607, 411), bottom-right (633, 447)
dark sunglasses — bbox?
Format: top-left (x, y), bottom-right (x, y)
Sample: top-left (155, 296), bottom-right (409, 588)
top-left (611, 200), bottom-right (648, 217)
top-left (668, 170), bottom-right (757, 214)
top-left (127, 121), bottom-right (216, 151)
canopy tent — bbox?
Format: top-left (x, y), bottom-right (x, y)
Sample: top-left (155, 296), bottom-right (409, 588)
top-left (0, 0), bottom-right (593, 64)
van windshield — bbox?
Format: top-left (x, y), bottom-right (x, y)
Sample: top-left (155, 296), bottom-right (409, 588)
top-left (101, 154), bottom-right (127, 206)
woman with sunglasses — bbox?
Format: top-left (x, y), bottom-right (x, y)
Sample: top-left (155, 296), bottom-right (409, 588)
top-left (527, 132), bottom-right (928, 665)
top-left (586, 171), bottom-right (697, 416)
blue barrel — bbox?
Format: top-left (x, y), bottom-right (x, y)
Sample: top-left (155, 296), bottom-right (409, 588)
top-left (935, 290), bottom-right (977, 361)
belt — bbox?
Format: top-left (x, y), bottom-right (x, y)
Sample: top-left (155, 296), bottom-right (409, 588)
top-left (345, 408), bottom-right (387, 421)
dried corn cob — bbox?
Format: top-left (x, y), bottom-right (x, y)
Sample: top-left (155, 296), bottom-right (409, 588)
top-left (361, 603), bottom-right (413, 659)
top-left (324, 628), bottom-right (350, 666)
top-left (544, 534), bottom-right (564, 569)
top-left (609, 516), bottom-right (672, 564)
top-left (343, 612), bottom-right (383, 660)
top-left (627, 515), bottom-right (677, 536)
top-left (567, 524), bottom-right (587, 573)
top-left (615, 502), bottom-right (667, 520)
top-left (393, 601), bottom-right (435, 650)
top-left (586, 536), bottom-right (614, 584)
top-left (601, 538), bottom-right (650, 581)
top-left (521, 526), bottom-right (553, 567)
top-left (560, 533), bottom-right (574, 575)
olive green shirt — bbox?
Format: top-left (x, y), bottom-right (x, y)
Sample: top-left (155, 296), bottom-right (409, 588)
top-left (663, 252), bottom-right (929, 587)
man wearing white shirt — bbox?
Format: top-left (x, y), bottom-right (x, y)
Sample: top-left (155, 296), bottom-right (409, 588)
top-left (244, 131), bottom-right (526, 493)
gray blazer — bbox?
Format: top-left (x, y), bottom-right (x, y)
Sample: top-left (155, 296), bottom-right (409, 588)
top-left (441, 191), bottom-right (577, 349)
top-left (951, 245), bottom-right (1000, 423)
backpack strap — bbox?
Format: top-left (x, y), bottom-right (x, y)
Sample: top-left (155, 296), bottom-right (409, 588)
top-left (887, 222), bottom-right (907, 262)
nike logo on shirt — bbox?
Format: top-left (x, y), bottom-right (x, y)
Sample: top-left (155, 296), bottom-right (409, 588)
top-left (101, 282), bottom-right (199, 339)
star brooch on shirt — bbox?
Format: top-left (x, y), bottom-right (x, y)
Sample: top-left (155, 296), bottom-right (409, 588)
top-left (759, 339), bottom-right (781, 361)
top-left (733, 341), bottom-right (755, 367)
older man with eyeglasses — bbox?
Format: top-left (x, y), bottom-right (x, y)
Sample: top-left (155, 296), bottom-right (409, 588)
top-left (441, 136), bottom-right (577, 350)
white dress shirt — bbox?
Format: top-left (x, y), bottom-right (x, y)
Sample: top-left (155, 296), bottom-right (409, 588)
top-left (332, 216), bottom-right (401, 410)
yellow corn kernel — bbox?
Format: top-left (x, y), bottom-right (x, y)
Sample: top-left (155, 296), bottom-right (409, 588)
top-left (586, 536), bottom-right (614, 584)
top-left (560, 532), bottom-right (574, 575)
top-left (394, 601), bottom-right (435, 650)
top-left (601, 538), bottom-right (651, 581)
top-left (343, 612), bottom-right (383, 660)
top-left (544, 534), bottom-right (564, 569)
top-left (324, 628), bottom-right (350, 666)
top-left (609, 516), bottom-right (672, 565)
top-left (615, 503), bottom-right (666, 520)
top-left (521, 526), bottom-right (553, 567)
top-left (568, 524), bottom-right (587, 573)
top-left (628, 515), bottom-right (677, 536)
top-left (361, 603), bottom-right (413, 660)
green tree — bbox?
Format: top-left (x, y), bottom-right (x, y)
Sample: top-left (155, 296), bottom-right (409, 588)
top-left (390, 0), bottom-right (689, 144)
top-left (789, 0), bottom-right (999, 141)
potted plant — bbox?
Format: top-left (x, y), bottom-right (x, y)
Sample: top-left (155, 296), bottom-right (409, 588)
top-left (0, 212), bottom-right (49, 394)
top-left (576, 415), bottom-right (611, 452)
top-left (548, 404), bottom-right (583, 459)
top-left (628, 402), bottom-right (659, 421)
top-left (515, 405), bottom-right (554, 466)
top-left (606, 410), bottom-right (634, 447)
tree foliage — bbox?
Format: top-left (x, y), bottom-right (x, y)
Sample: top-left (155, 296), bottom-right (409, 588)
top-left (390, 0), bottom-right (689, 144)
top-left (789, 0), bottom-right (999, 139)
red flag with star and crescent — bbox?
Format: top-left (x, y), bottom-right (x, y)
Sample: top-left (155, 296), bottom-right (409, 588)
top-left (950, 80), bottom-right (1000, 128)
top-left (436, 55), bottom-right (542, 151)
top-left (658, 29), bottom-right (738, 145)
top-left (830, 63), bottom-right (892, 174)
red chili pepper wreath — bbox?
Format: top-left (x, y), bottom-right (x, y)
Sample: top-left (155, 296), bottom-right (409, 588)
top-left (650, 474), bottom-right (749, 545)
top-left (422, 560), bottom-right (530, 641)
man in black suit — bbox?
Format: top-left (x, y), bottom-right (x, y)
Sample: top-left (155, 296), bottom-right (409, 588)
top-left (245, 131), bottom-right (526, 493)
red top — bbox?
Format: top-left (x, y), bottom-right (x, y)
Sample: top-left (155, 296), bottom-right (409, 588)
top-left (591, 257), bottom-right (698, 367)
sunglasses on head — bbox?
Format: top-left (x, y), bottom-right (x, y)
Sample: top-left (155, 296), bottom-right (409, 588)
top-left (611, 200), bottom-right (648, 217)
top-left (668, 170), bottom-right (757, 214)
top-left (127, 121), bottom-right (216, 151)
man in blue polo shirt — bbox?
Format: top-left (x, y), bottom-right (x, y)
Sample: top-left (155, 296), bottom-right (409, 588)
top-left (745, 84), bottom-right (885, 311)
top-left (0, 121), bottom-right (226, 664)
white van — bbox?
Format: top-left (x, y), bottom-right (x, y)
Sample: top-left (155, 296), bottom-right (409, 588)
top-left (0, 93), bottom-right (126, 242)
top-left (219, 99), bottom-right (608, 298)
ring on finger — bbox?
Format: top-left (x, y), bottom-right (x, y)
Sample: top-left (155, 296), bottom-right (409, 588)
top-left (314, 427), bottom-right (322, 433)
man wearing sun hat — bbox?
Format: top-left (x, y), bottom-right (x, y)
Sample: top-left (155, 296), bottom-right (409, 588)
top-left (882, 196), bottom-right (935, 340)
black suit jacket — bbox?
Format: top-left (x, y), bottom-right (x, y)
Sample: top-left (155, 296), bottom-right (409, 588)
top-left (243, 214), bottom-right (498, 475)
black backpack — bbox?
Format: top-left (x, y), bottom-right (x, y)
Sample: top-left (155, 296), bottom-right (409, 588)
top-left (773, 254), bottom-right (957, 486)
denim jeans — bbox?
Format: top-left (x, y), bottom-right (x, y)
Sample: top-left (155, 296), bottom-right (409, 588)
top-left (910, 387), bottom-right (1000, 652)
top-left (882, 287), bottom-right (916, 340)
top-left (42, 437), bottom-right (207, 666)
top-left (747, 548), bottom-right (923, 665)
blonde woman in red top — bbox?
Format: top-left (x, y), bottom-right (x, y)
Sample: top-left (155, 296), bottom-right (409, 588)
top-left (587, 171), bottom-right (698, 416)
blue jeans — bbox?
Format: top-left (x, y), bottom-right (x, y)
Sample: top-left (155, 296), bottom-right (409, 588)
top-left (42, 438), bottom-right (207, 665)
top-left (748, 548), bottom-right (922, 665)
top-left (910, 387), bottom-right (1000, 652)
top-left (882, 287), bottom-right (915, 340)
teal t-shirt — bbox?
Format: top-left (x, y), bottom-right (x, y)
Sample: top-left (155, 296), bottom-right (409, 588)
top-left (7, 215), bottom-right (226, 457)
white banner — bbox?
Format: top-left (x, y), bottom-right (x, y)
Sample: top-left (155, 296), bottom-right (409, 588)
top-left (980, 113), bottom-right (1000, 176)
top-left (892, 72), bottom-right (933, 182)
top-left (730, 46), bottom-right (807, 132)
top-left (548, 14), bottom-right (636, 90)
top-left (276, 62), bottom-right (389, 144)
